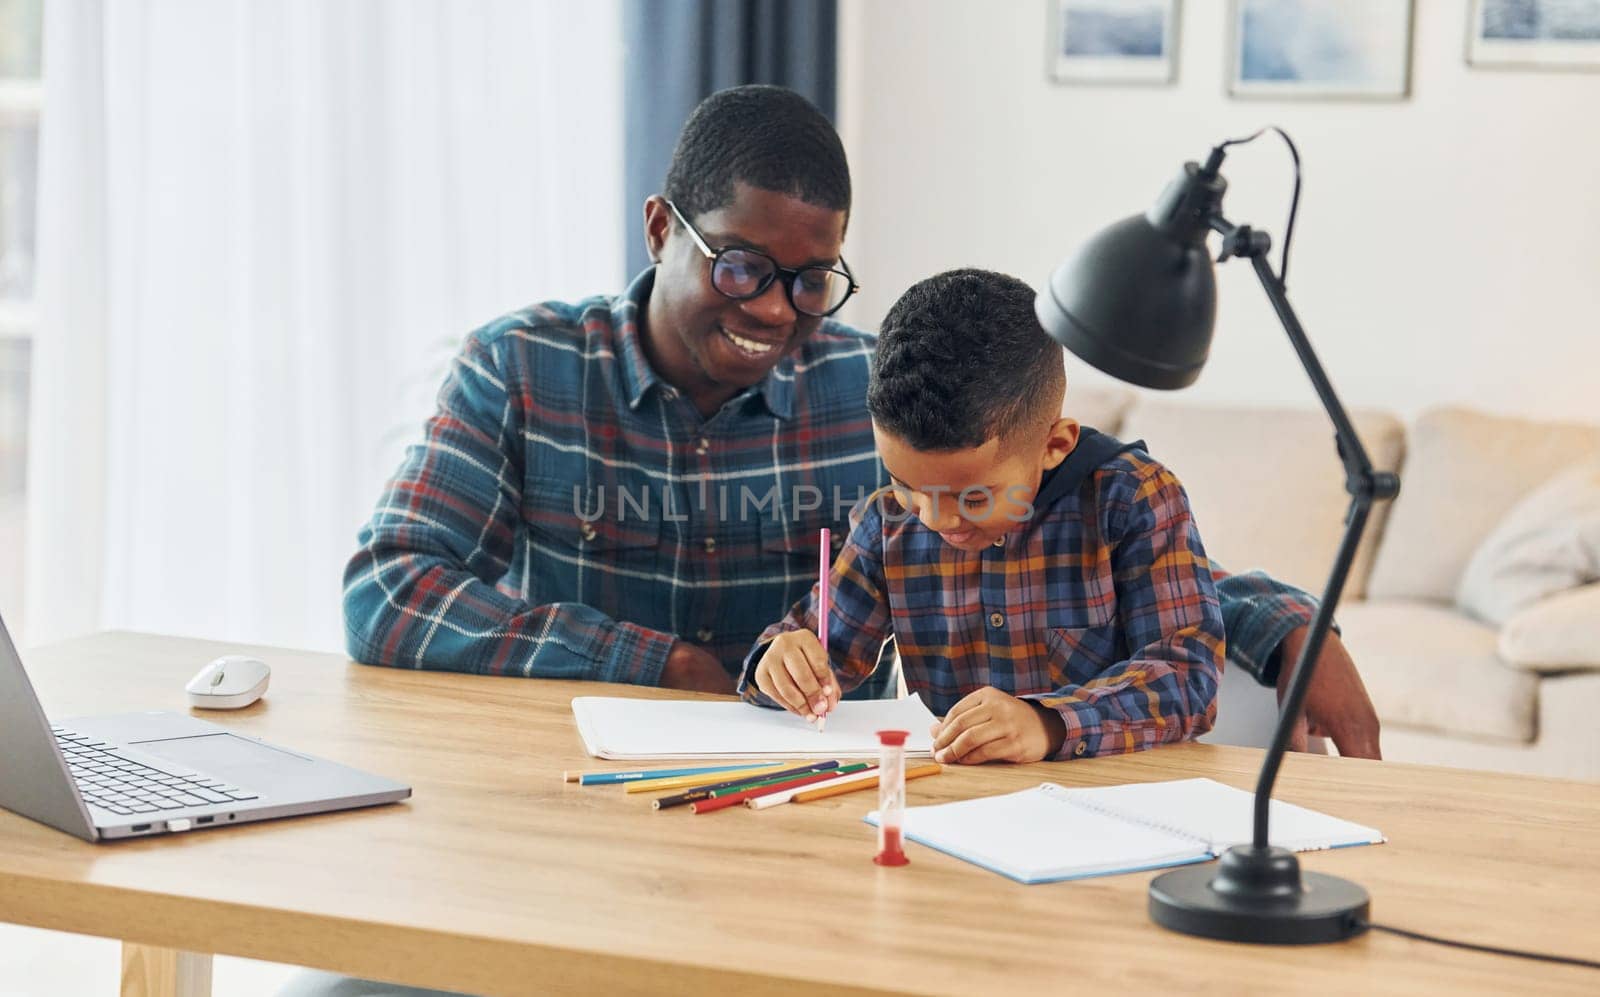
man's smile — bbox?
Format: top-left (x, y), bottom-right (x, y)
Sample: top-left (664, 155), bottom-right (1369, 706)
top-left (717, 324), bottom-right (784, 359)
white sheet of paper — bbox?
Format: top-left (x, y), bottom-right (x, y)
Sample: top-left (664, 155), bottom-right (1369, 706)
top-left (571, 694), bottom-right (938, 759)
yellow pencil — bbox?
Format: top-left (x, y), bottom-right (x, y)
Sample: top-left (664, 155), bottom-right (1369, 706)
top-left (791, 762), bottom-right (941, 803)
top-left (620, 762), bottom-right (790, 794)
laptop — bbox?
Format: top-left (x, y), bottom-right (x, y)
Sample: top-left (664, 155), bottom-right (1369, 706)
top-left (0, 614), bottom-right (411, 842)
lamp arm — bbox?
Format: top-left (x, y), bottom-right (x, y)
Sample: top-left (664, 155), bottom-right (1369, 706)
top-left (1251, 492), bottom-right (1371, 847)
top-left (1239, 250), bottom-right (1400, 849)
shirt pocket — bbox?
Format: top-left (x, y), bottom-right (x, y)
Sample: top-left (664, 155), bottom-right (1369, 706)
top-left (758, 514), bottom-right (844, 559)
top-left (522, 479), bottom-right (663, 579)
top-left (1043, 602), bottom-right (1122, 679)
top-left (758, 514), bottom-right (843, 610)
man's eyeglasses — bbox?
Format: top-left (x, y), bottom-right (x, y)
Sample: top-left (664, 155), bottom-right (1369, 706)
top-left (666, 199), bottom-right (860, 318)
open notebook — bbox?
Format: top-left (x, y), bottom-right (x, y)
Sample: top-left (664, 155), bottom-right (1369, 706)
top-left (571, 694), bottom-right (937, 759)
top-left (865, 778), bottom-right (1384, 884)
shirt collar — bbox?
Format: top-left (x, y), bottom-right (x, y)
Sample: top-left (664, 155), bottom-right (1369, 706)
top-left (613, 268), bottom-right (663, 411)
top-left (612, 266), bottom-right (799, 420)
top-left (1032, 428), bottom-right (1143, 510)
top-left (755, 354), bottom-right (797, 420)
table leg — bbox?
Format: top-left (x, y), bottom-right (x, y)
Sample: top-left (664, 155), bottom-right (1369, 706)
top-left (120, 943), bottom-right (213, 997)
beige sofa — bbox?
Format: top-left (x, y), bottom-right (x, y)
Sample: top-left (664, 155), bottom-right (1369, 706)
top-left (1069, 388), bottom-right (1600, 782)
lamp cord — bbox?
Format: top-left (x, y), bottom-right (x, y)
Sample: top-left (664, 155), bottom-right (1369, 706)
top-left (1216, 126), bottom-right (1302, 286)
top-left (1355, 919), bottom-right (1600, 971)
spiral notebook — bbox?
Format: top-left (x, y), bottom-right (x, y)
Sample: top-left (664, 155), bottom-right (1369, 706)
top-left (865, 778), bottom-right (1384, 884)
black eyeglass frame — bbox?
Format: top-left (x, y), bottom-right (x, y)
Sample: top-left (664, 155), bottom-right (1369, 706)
top-left (665, 199), bottom-right (861, 318)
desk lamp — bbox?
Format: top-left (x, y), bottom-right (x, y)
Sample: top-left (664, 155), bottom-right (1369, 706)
top-left (1034, 129), bottom-right (1399, 944)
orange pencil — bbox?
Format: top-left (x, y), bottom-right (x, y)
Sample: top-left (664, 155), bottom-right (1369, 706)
top-left (792, 762), bottom-right (941, 803)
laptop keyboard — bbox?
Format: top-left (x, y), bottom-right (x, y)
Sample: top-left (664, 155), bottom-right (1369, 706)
top-left (52, 727), bottom-right (260, 817)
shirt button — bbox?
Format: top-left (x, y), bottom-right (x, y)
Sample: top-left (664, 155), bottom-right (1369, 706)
top-left (579, 522), bottom-right (597, 542)
top-left (695, 437), bottom-right (710, 455)
top-left (703, 537), bottom-right (717, 553)
top-left (989, 612), bottom-right (1005, 628)
top-left (696, 627), bottom-right (715, 643)
top-left (1074, 741), bottom-right (1088, 757)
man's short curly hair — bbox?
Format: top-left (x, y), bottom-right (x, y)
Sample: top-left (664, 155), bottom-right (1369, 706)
top-left (663, 85), bottom-right (850, 223)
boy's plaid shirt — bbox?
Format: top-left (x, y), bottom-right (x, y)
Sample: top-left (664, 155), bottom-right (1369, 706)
top-left (739, 448), bottom-right (1231, 760)
top-left (344, 269), bottom-right (1324, 694)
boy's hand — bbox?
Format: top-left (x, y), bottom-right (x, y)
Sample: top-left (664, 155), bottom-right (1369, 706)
top-left (930, 687), bottom-right (1066, 764)
top-left (752, 630), bottom-right (839, 722)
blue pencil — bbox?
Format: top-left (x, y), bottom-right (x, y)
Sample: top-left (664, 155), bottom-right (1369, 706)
top-left (565, 762), bottom-right (775, 786)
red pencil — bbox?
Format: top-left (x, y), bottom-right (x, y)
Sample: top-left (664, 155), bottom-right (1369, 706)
top-left (690, 767), bottom-right (855, 814)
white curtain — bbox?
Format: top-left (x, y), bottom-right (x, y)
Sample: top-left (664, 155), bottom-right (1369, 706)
top-left (26, 0), bottom-right (625, 651)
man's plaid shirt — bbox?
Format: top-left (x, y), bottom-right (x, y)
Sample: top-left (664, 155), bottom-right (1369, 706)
top-left (343, 269), bottom-right (887, 688)
top-left (344, 269), bottom-right (1325, 692)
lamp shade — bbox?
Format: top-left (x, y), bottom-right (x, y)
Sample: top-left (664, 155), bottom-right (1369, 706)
top-left (1034, 161), bottom-right (1230, 390)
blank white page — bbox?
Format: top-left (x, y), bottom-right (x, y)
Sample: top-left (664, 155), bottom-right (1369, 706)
top-left (1073, 778), bottom-right (1386, 852)
top-left (868, 784), bottom-right (1209, 884)
top-left (571, 695), bottom-right (937, 759)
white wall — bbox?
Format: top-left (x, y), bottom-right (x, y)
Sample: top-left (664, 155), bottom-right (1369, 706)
top-left (836, 0), bottom-right (1600, 424)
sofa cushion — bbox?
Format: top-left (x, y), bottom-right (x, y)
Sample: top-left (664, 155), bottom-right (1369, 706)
top-left (1063, 383), bottom-right (1134, 436)
top-left (1118, 400), bottom-right (1404, 599)
top-left (1499, 582), bottom-right (1600, 674)
top-left (1367, 408), bottom-right (1600, 603)
top-left (1457, 461), bottom-right (1600, 625)
top-left (1337, 601), bottom-right (1538, 744)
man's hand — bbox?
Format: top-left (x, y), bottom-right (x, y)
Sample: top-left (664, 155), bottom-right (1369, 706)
top-left (929, 687), bottom-right (1066, 764)
top-left (1276, 627), bottom-right (1382, 760)
top-left (660, 641), bottom-right (736, 694)
top-left (752, 631), bottom-right (838, 721)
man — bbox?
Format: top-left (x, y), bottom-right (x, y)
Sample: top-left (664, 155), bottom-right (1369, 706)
top-left (341, 84), bottom-right (1379, 759)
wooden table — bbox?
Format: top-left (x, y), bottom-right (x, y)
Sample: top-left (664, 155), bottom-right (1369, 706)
top-left (2, 633), bottom-right (1597, 996)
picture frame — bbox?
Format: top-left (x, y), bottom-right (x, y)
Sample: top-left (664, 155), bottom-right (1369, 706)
top-left (1048, 0), bottom-right (1180, 86)
top-left (1228, 0), bottom-right (1415, 100)
top-left (1467, 0), bottom-right (1600, 70)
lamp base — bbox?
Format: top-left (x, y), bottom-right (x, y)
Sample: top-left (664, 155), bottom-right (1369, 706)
top-left (1148, 845), bottom-right (1369, 945)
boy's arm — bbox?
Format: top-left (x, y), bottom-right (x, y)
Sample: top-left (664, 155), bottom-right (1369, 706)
top-left (739, 499), bottom-right (894, 708)
top-left (342, 329), bottom-right (677, 685)
top-left (1020, 463), bottom-right (1225, 759)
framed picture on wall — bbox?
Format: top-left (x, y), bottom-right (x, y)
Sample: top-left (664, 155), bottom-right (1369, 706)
top-left (1229, 0), bottom-right (1415, 99)
top-left (1049, 0), bottom-right (1180, 85)
top-left (1468, 0), bottom-right (1600, 70)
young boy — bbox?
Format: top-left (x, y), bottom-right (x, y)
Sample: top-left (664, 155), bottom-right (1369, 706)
top-left (740, 269), bottom-right (1224, 764)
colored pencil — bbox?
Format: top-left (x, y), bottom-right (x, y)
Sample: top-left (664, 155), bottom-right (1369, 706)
top-left (709, 761), bottom-right (868, 798)
top-left (703, 763), bottom-right (856, 799)
top-left (691, 765), bottom-right (869, 814)
top-left (621, 762), bottom-right (788, 794)
top-left (652, 760), bottom-right (840, 811)
top-left (792, 762), bottom-right (942, 803)
top-left (817, 526), bottom-right (830, 733)
top-left (566, 762), bottom-right (775, 786)
top-left (746, 763), bottom-right (880, 810)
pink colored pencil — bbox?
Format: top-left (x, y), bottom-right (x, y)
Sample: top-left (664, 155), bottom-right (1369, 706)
top-left (817, 527), bottom-right (830, 732)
